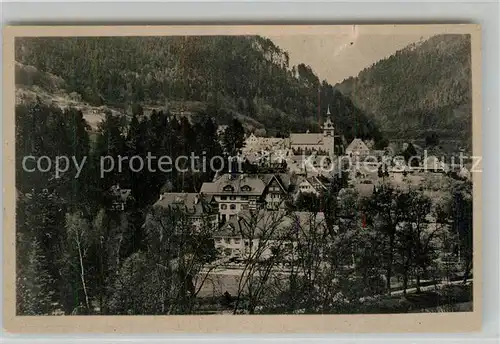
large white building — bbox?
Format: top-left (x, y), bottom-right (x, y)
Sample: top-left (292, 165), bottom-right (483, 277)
top-left (213, 210), bottom-right (327, 259)
top-left (289, 106), bottom-right (335, 157)
top-left (199, 173), bottom-right (292, 223)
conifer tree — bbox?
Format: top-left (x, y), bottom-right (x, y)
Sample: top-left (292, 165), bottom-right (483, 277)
top-left (16, 238), bottom-right (55, 315)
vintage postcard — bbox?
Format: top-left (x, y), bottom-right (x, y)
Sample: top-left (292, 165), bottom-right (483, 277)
top-left (3, 24), bottom-right (482, 334)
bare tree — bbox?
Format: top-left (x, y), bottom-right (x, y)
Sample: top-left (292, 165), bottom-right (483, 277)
top-left (134, 206), bottom-right (218, 314)
top-left (395, 190), bottom-right (433, 294)
top-left (229, 210), bottom-right (292, 314)
top-left (65, 212), bottom-right (92, 313)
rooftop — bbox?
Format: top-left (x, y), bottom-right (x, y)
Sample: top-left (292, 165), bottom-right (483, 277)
top-left (215, 210), bottom-right (327, 238)
top-left (200, 173), bottom-right (292, 196)
top-left (290, 133), bottom-right (325, 145)
top-left (154, 192), bottom-right (210, 216)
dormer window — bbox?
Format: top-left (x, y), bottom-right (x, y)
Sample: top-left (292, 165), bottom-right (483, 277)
top-left (223, 185), bottom-right (235, 192)
top-left (241, 185), bottom-right (251, 192)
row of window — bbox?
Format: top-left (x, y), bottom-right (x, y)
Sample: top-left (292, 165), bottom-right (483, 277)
top-left (215, 237), bottom-right (241, 244)
top-left (220, 203), bottom-right (251, 210)
top-left (215, 239), bottom-right (295, 252)
top-left (218, 248), bottom-right (242, 257)
top-left (223, 185), bottom-right (253, 192)
top-left (220, 195), bottom-right (249, 201)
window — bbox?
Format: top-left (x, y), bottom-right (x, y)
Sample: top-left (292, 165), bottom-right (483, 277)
top-left (241, 185), bottom-right (251, 192)
top-left (220, 204), bottom-right (227, 210)
top-left (230, 196), bottom-right (236, 200)
top-left (230, 204), bottom-right (236, 210)
top-left (233, 238), bottom-right (241, 244)
top-left (241, 204), bottom-right (249, 210)
top-left (224, 248), bottom-right (232, 256)
top-left (241, 196), bottom-right (249, 200)
top-left (229, 214), bottom-right (236, 220)
top-left (223, 185), bottom-right (234, 192)
top-left (220, 196), bottom-right (228, 200)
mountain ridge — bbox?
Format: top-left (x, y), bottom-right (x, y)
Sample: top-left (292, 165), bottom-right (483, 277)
top-left (15, 36), bottom-right (385, 144)
top-left (335, 34), bottom-right (472, 147)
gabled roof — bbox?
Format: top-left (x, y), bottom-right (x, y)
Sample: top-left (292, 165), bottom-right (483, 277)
top-left (296, 175), bottom-right (314, 186)
top-left (346, 138), bottom-right (370, 153)
top-left (200, 173), bottom-right (293, 196)
top-left (261, 173), bottom-right (290, 192)
top-left (154, 192), bottom-right (211, 216)
top-left (295, 175), bottom-right (328, 193)
top-left (200, 174), bottom-right (267, 196)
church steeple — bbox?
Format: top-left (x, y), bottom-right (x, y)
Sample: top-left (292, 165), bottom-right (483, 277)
top-left (322, 105), bottom-right (334, 136)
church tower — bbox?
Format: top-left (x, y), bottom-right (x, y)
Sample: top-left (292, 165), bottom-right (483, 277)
top-left (321, 105), bottom-right (335, 137)
top-left (321, 105), bottom-right (335, 157)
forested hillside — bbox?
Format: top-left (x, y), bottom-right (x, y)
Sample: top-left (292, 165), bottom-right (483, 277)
top-left (336, 34), bottom-right (472, 145)
top-left (15, 36), bottom-right (383, 144)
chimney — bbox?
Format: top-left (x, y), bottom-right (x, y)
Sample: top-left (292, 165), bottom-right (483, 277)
top-left (194, 194), bottom-right (200, 204)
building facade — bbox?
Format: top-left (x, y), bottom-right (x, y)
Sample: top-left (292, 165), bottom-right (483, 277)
top-left (345, 138), bottom-right (371, 157)
top-left (213, 211), bottom-right (327, 259)
top-left (289, 107), bottom-right (335, 157)
top-left (200, 173), bottom-right (291, 223)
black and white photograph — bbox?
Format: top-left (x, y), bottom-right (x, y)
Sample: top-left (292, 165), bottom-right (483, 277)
top-left (4, 25), bottom-right (481, 331)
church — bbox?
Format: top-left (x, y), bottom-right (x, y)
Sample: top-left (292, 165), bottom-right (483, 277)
top-left (289, 106), bottom-right (335, 157)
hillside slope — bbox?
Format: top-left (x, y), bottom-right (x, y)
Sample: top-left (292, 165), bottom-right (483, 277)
top-left (336, 34), bottom-right (472, 144)
top-left (15, 36), bottom-right (384, 144)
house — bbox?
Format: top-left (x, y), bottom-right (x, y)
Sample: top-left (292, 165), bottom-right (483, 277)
top-left (245, 133), bottom-right (259, 146)
top-left (293, 175), bottom-right (328, 199)
top-left (213, 210), bottom-right (327, 259)
top-left (345, 138), bottom-right (370, 157)
top-left (243, 134), bottom-right (286, 152)
top-left (153, 192), bottom-right (217, 229)
top-left (199, 173), bottom-right (291, 223)
top-left (289, 107), bottom-right (335, 157)
top-left (261, 173), bottom-right (292, 210)
top-left (109, 184), bottom-right (132, 211)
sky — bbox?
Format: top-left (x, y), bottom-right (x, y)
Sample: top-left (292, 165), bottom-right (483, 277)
top-left (269, 27), bottom-right (430, 84)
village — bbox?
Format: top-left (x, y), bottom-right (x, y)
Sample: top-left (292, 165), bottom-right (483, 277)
top-left (12, 31), bottom-right (477, 318)
top-left (107, 105), bottom-right (473, 301)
